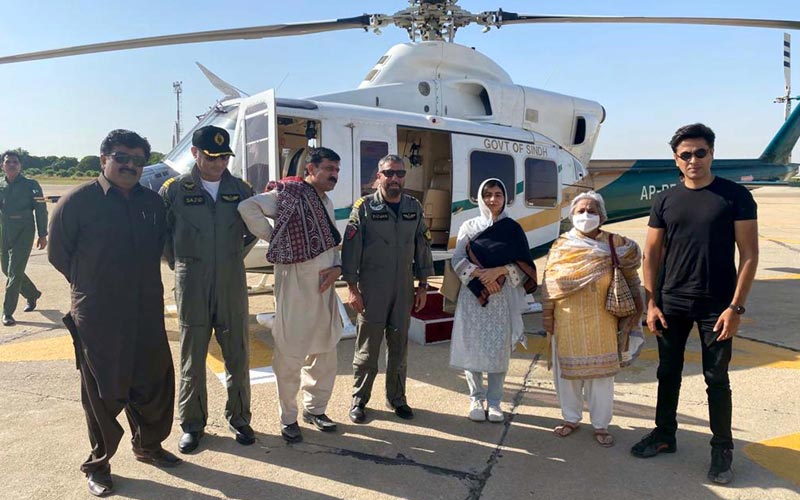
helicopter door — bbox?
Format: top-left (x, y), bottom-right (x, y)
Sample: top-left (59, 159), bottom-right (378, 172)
top-left (232, 89), bottom-right (279, 193)
top-left (351, 122), bottom-right (397, 200)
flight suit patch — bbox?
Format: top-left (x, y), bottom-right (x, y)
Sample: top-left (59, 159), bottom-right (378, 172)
top-left (184, 195), bottom-right (205, 205)
top-left (345, 223), bottom-right (358, 240)
top-left (220, 194), bottom-right (241, 203)
top-left (424, 229), bottom-right (432, 241)
top-left (371, 212), bottom-right (389, 221)
top-left (182, 181), bottom-right (196, 191)
top-left (402, 212), bottom-right (417, 220)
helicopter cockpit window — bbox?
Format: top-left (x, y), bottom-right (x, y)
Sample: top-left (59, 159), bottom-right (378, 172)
top-left (244, 105), bottom-right (270, 193)
top-left (360, 141), bottom-right (389, 195)
top-left (524, 158), bottom-right (558, 208)
top-left (469, 151), bottom-right (515, 204)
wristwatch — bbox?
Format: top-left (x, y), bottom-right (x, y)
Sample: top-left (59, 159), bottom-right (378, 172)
top-left (418, 282), bottom-right (429, 290)
top-left (728, 304), bottom-right (746, 315)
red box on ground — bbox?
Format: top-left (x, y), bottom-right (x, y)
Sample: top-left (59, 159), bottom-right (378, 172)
top-left (409, 287), bottom-right (454, 345)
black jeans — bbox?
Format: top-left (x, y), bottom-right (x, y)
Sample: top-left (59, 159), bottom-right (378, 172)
top-left (654, 311), bottom-right (733, 449)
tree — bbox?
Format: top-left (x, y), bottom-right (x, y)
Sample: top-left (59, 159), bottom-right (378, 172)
top-left (51, 157), bottom-right (78, 171)
top-left (77, 155), bottom-right (101, 173)
top-left (147, 151), bottom-right (165, 165)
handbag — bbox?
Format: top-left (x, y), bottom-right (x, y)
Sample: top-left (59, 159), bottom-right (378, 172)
top-left (440, 259), bottom-right (461, 313)
top-left (605, 234), bottom-right (637, 318)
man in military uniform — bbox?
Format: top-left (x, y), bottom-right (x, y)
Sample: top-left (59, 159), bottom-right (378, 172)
top-left (0, 151), bottom-right (48, 326)
top-left (342, 154), bottom-right (434, 423)
top-left (160, 125), bottom-right (256, 453)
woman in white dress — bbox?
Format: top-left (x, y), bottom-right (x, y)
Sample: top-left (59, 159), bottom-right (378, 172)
top-left (449, 178), bottom-right (537, 422)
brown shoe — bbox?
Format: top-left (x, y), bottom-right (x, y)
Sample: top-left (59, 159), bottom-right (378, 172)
top-left (133, 447), bottom-right (183, 468)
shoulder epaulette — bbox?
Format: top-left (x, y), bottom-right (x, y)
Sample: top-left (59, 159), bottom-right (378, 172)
top-left (353, 197), bottom-right (366, 210)
top-left (162, 177), bottom-right (177, 190)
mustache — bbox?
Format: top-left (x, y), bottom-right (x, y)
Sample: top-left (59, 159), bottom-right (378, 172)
top-left (328, 177), bottom-right (337, 183)
top-left (120, 167), bottom-right (138, 175)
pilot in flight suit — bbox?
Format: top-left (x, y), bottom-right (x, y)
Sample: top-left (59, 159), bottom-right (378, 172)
top-left (160, 126), bottom-right (256, 453)
top-left (342, 154), bottom-right (433, 423)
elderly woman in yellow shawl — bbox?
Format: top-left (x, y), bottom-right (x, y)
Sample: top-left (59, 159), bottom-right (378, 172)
top-left (542, 191), bottom-right (643, 447)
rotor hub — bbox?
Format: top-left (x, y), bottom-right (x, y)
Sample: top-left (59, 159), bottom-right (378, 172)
top-left (370, 0), bottom-right (503, 42)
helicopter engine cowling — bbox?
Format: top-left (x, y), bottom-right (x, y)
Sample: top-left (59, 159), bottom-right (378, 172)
top-left (312, 41), bottom-right (605, 166)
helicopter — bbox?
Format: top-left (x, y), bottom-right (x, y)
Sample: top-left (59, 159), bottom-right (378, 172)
top-left (3, 1), bottom-right (799, 270)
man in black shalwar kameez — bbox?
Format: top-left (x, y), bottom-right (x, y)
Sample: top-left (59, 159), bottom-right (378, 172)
top-left (48, 129), bottom-right (181, 497)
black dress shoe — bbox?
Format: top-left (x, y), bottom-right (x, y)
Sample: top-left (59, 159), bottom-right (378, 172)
top-left (388, 402), bottom-right (414, 420)
top-left (349, 405), bottom-right (366, 424)
top-left (2, 315), bottom-right (15, 326)
top-left (302, 411), bottom-right (338, 432)
top-left (281, 422), bottom-right (303, 443)
top-left (178, 430), bottom-right (204, 454)
top-left (133, 446), bottom-right (183, 468)
top-left (230, 423), bottom-right (256, 445)
top-left (87, 466), bottom-right (113, 497)
top-left (23, 292), bottom-right (40, 312)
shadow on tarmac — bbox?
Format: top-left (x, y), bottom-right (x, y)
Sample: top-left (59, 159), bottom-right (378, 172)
top-left (117, 463), bottom-right (339, 500)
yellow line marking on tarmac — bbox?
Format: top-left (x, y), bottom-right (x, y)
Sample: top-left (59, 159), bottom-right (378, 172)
top-left (207, 336), bottom-right (275, 385)
top-left (744, 432), bottom-right (800, 486)
top-left (0, 334), bottom-right (277, 385)
top-left (637, 335), bottom-right (800, 370)
top-left (761, 273), bottom-right (800, 280)
top-left (0, 335), bottom-right (74, 362)
top-left (517, 333), bottom-right (800, 370)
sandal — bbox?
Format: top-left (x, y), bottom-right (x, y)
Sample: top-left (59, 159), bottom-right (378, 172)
top-left (553, 422), bottom-right (580, 437)
top-left (593, 429), bottom-right (615, 448)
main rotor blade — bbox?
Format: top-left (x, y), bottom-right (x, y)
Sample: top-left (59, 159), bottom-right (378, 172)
top-left (497, 14), bottom-right (800, 31)
top-left (0, 15), bottom-right (371, 65)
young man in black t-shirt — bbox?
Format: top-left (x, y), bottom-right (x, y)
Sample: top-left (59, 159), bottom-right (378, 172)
top-left (630, 123), bottom-right (759, 485)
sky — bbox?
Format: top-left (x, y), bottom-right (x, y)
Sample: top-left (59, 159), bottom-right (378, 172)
top-left (0, 0), bottom-right (797, 162)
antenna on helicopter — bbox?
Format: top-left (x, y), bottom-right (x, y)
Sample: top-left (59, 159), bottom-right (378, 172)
top-left (172, 81), bottom-right (183, 147)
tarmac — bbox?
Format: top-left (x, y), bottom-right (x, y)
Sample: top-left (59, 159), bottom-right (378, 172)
top-left (0, 184), bottom-right (798, 500)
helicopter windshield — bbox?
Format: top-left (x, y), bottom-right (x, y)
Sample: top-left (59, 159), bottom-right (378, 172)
top-left (164, 105), bottom-right (239, 175)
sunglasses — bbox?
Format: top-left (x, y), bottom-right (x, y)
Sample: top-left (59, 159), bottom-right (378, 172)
top-left (107, 152), bottom-right (147, 167)
top-left (677, 149), bottom-right (710, 161)
top-left (380, 169), bottom-right (407, 178)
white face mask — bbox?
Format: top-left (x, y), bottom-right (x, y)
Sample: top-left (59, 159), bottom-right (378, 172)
top-left (572, 212), bottom-right (600, 233)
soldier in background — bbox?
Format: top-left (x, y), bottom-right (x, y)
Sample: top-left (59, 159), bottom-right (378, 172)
top-left (160, 126), bottom-right (256, 454)
top-left (0, 151), bottom-right (48, 326)
top-left (342, 154), bottom-right (433, 424)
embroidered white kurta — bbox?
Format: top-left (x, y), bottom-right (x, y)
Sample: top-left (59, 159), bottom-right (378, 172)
top-left (447, 180), bottom-right (527, 374)
top-left (449, 257), bottom-right (524, 373)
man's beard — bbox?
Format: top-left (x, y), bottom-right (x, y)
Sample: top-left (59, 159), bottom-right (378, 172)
top-left (385, 185), bottom-right (402, 198)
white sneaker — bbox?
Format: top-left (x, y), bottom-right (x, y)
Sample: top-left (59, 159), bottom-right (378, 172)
top-left (468, 400), bottom-right (486, 422)
top-left (487, 404), bottom-right (504, 423)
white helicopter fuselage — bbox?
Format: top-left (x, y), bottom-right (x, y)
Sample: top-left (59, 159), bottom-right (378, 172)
top-left (161, 41), bottom-right (602, 268)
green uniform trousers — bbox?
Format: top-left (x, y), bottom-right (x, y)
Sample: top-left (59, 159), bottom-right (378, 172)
top-left (178, 322), bottom-right (251, 433)
top-left (352, 286), bottom-right (413, 408)
top-left (1, 223), bottom-right (39, 316)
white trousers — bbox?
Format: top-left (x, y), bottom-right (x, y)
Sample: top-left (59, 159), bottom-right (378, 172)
top-left (272, 347), bottom-right (338, 425)
top-left (552, 338), bottom-right (615, 429)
